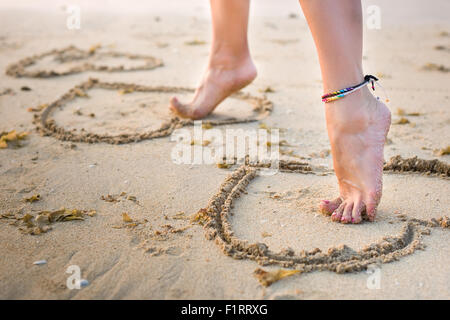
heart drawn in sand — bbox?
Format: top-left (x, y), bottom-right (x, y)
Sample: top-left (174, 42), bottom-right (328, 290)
top-left (32, 78), bottom-right (273, 144)
top-left (194, 156), bottom-right (449, 276)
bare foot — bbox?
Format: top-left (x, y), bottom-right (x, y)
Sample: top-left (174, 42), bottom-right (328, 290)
top-left (319, 87), bottom-right (391, 224)
top-left (169, 56), bottom-right (257, 120)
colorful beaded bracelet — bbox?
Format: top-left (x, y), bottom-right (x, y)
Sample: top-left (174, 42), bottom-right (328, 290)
top-left (322, 75), bottom-right (379, 103)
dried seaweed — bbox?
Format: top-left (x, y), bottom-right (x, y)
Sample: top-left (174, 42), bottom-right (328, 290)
top-left (101, 194), bottom-right (119, 203)
top-left (396, 108), bottom-right (421, 116)
top-left (101, 192), bottom-right (140, 204)
top-left (184, 39), bottom-right (206, 46)
top-left (217, 163), bottom-right (233, 169)
top-left (145, 224), bottom-right (190, 241)
top-left (0, 130), bottom-right (28, 149)
top-left (0, 208), bottom-right (96, 235)
top-left (394, 117), bottom-right (410, 125)
top-left (27, 104), bottom-right (47, 113)
top-left (202, 122), bottom-right (214, 130)
top-left (436, 146), bottom-right (450, 156)
top-left (422, 63), bottom-right (450, 73)
top-left (259, 86), bottom-right (275, 93)
top-left (172, 211), bottom-right (189, 220)
top-left (112, 212), bottom-right (148, 229)
top-left (434, 45), bottom-right (448, 51)
top-left (191, 208), bottom-right (209, 225)
top-left (122, 213), bottom-right (133, 223)
top-left (24, 194), bottom-right (40, 203)
top-left (254, 268), bottom-right (301, 287)
top-left (258, 123), bottom-right (271, 131)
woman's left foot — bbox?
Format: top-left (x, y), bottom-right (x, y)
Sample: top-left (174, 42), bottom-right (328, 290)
top-left (169, 55), bottom-right (257, 120)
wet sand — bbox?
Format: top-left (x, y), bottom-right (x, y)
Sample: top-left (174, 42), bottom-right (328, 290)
top-left (0, 0), bottom-right (449, 299)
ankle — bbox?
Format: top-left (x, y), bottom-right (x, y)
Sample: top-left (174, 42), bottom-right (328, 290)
top-left (325, 87), bottom-right (375, 131)
top-left (208, 44), bottom-right (252, 70)
top-left (326, 86), bottom-right (374, 110)
top-left (323, 69), bottom-right (363, 88)
top-left (208, 54), bottom-right (252, 71)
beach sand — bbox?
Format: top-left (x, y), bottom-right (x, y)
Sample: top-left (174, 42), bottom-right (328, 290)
top-left (0, 0), bottom-right (449, 299)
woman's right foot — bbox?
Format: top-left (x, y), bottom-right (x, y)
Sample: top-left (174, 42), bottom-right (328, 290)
top-left (319, 88), bottom-right (391, 224)
top-left (169, 55), bottom-right (257, 120)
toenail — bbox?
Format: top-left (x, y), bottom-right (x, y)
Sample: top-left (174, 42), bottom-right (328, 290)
top-left (322, 200), bottom-right (330, 204)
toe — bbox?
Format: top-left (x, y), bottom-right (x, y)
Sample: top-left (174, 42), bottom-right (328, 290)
top-left (169, 96), bottom-right (190, 118)
top-left (364, 191), bottom-right (380, 222)
top-left (331, 202), bottom-right (345, 222)
top-left (319, 197), bottom-right (342, 215)
top-left (341, 202), bottom-right (353, 224)
top-left (169, 96), bottom-right (179, 111)
top-left (352, 200), bottom-right (364, 224)
top-left (365, 202), bottom-right (377, 222)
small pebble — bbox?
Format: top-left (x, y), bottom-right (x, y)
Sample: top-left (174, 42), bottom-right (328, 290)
top-left (33, 260), bottom-right (47, 265)
top-left (79, 279), bottom-right (89, 287)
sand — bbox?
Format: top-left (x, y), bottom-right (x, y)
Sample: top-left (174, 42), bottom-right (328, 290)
top-left (0, 0), bottom-right (449, 299)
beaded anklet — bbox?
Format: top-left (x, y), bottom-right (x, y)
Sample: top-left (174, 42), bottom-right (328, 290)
top-left (322, 75), bottom-right (387, 103)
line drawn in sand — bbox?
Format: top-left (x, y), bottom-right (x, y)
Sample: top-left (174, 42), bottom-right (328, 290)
top-left (33, 78), bottom-right (273, 145)
top-left (5, 45), bottom-right (163, 78)
top-left (194, 156), bottom-right (449, 279)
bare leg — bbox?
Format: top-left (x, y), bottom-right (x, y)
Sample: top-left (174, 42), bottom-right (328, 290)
top-left (299, 0), bottom-right (391, 223)
top-left (169, 0), bottom-right (257, 119)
